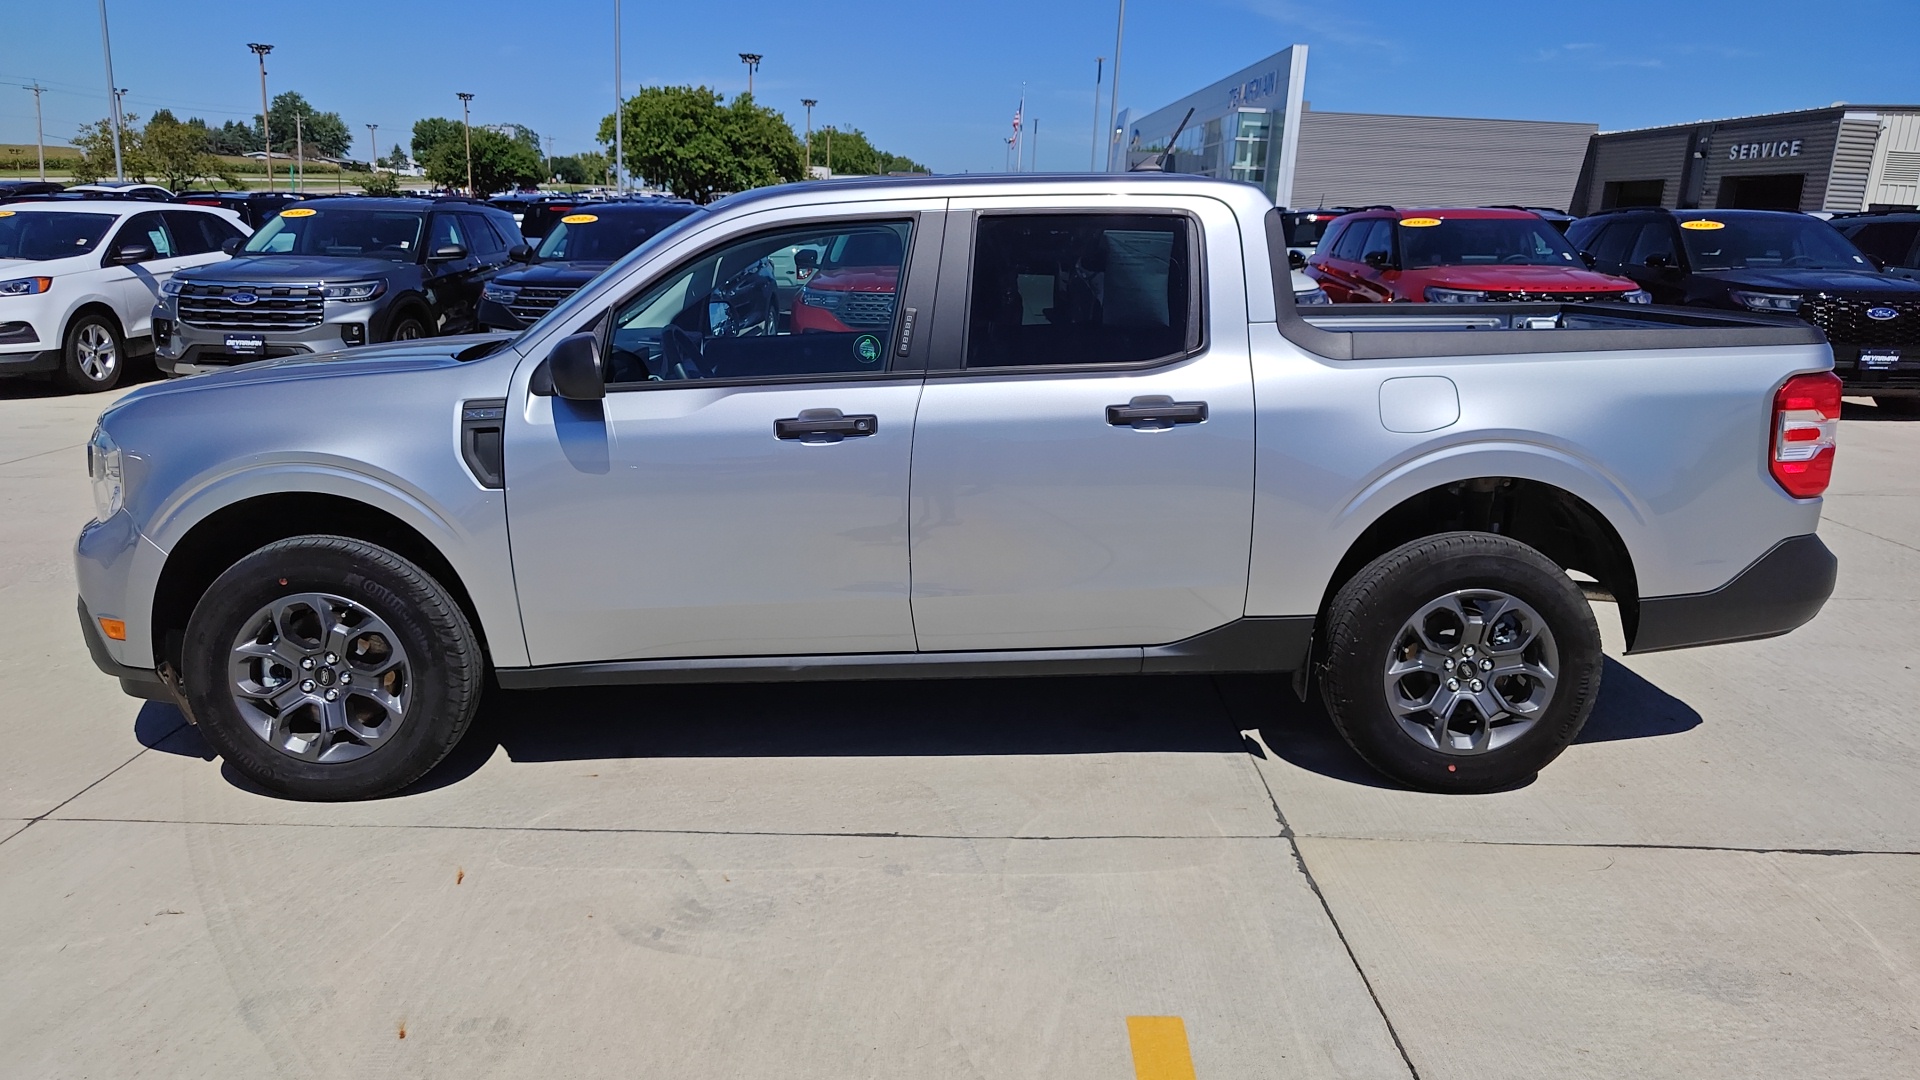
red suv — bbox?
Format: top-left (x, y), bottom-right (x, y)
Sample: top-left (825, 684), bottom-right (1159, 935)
top-left (1306, 208), bottom-right (1648, 304)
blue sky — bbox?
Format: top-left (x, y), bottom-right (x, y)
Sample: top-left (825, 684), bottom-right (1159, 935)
top-left (3, 0), bottom-right (1916, 175)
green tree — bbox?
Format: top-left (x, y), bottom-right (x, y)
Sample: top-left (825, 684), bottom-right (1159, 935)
top-left (381, 143), bottom-right (411, 170)
top-left (549, 151), bottom-right (607, 186)
top-left (425, 125), bottom-right (543, 193)
top-left (209, 119), bottom-right (260, 155)
top-left (813, 125), bottom-right (926, 176)
top-left (359, 169), bottom-right (402, 196)
top-left (257, 91), bottom-right (350, 158)
top-left (597, 86), bottom-right (802, 203)
top-left (142, 111), bottom-right (239, 190)
top-left (69, 114), bottom-right (148, 183)
top-left (412, 117), bottom-right (464, 163)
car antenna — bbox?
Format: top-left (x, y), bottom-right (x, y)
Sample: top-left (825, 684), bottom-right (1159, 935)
top-left (1129, 108), bottom-right (1195, 173)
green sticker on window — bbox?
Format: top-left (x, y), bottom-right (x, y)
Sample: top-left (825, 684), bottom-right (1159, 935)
top-left (854, 334), bottom-right (882, 364)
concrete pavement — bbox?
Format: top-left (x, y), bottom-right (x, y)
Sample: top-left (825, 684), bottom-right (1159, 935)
top-left (1, 373), bottom-right (1915, 1078)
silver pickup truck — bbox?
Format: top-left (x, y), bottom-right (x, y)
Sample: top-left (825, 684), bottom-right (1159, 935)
top-left (76, 175), bottom-right (1841, 800)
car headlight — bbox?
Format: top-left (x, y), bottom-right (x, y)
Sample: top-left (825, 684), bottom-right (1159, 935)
top-left (0, 276), bottom-right (52, 297)
top-left (1621, 290), bottom-right (1652, 305)
top-left (160, 277), bottom-right (186, 296)
top-left (1293, 287), bottom-right (1333, 306)
top-left (799, 284), bottom-right (844, 312)
top-left (1729, 290), bottom-right (1801, 314)
top-left (87, 426), bottom-right (123, 521)
top-left (482, 283), bottom-right (520, 305)
top-left (322, 280), bottom-right (385, 302)
top-left (1424, 287), bottom-right (1489, 304)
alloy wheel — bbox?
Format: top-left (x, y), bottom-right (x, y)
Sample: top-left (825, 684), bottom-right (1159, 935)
top-left (76, 323), bottom-right (118, 382)
top-left (1381, 588), bottom-right (1559, 755)
top-left (227, 592), bottom-right (412, 763)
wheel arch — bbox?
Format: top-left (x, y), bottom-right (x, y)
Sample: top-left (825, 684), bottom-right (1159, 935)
top-left (64, 300), bottom-right (126, 345)
top-left (149, 491), bottom-right (493, 677)
top-left (379, 294), bottom-right (432, 340)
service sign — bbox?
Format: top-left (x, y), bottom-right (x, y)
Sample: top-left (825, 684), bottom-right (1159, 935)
top-left (1726, 139), bottom-right (1803, 161)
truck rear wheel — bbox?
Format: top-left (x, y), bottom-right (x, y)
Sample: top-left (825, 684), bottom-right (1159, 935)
top-left (1319, 532), bottom-right (1602, 792)
top-left (180, 535), bottom-right (482, 801)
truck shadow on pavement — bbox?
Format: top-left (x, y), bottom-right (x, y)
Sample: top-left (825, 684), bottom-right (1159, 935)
top-left (136, 656), bottom-right (1702, 798)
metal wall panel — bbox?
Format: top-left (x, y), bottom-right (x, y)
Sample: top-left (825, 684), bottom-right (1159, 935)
top-left (1867, 112), bottom-right (1920, 207)
top-left (1289, 110), bottom-right (1596, 210)
top-left (1573, 130), bottom-right (1691, 214)
top-left (1700, 116), bottom-right (1840, 210)
top-left (1824, 116), bottom-right (1884, 212)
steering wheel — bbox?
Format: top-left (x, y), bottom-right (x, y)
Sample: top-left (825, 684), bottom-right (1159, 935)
top-left (1785, 255), bottom-right (1817, 268)
top-left (1502, 254), bottom-right (1532, 265)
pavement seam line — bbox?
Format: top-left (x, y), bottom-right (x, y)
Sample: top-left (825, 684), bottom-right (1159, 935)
top-left (1820, 515), bottom-right (1920, 555)
top-left (0, 440), bottom-right (87, 470)
top-left (1290, 832), bottom-right (1920, 857)
top-left (1232, 715), bottom-right (1424, 1080)
top-left (0, 719), bottom-right (187, 849)
top-left (36, 817), bottom-right (1288, 840)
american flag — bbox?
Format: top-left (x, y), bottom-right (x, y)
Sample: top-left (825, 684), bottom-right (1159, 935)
top-left (1012, 103), bottom-right (1023, 133)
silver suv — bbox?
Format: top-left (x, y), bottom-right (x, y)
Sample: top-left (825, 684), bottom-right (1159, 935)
top-left (153, 197), bottom-right (524, 374)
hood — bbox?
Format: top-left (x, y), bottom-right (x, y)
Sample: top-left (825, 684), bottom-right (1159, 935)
top-left (176, 253), bottom-right (413, 283)
top-left (1696, 266), bottom-right (1920, 296)
top-left (1414, 264), bottom-right (1637, 292)
top-left (107, 334), bottom-right (510, 413)
top-left (493, 261), bottom-right (612, 288)
top-left (806, 265), bottom-right (900, 292)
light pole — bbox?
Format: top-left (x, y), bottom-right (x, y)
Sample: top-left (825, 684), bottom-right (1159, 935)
top-left (366, 123), bottom-right (378, 169)
top-left (294, 110), bottom-right (304, 192)
top-left (98, 0), bottom-right (124, 180)
top-left (739, 54), bottom-right (762, 98)
top-left (613, 0), bottom-right (624, 193)
top-left (1090, 57), bottom-right (1104, 172)
top-left (543, 134), bottom-right (553, 183)
top-left (27, 84), bottom-right (46, 181)
top-left (798, 99), bottom-right (814, 174)
top-left (1032, 118), bottom-right (1040, 172)
top-left (1105, 0), bottom-right (1126, 172)
top-left (456, 92), bottom-right (475, 194)
top-left (248, 43), bottom-right (274, 190)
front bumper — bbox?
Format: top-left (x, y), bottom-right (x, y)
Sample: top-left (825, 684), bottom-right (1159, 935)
top-left (1629, 534), bottom-right (1837, 653)
top-left (0, 348), bottom-right (62, 374)
top-left (154, 298), bottom-right (383, 375)
top-left (78, 596), bottom-right (171, 702)
top-left (1828, 343), bottom-right (1919, 397)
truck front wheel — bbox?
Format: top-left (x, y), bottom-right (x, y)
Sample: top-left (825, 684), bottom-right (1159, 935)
top-left (180, 535), bottom-right (483, 801)
top-left (1319, 532), bottom-right (1603, 793)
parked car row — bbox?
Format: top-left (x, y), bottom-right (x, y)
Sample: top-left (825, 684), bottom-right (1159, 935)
top-left (1295, 203), bottom-right (1920, 409)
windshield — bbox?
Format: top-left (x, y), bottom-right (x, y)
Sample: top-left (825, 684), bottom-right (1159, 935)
top-left (1679, 215), bottom-right (1873, 272)
top-left (0, 211), bottom-right (116, 261)
top-left (1398, 217), bottom-right (1583, 270)
top-left (243, 209), bottom-right (425, 261)
top-left (509, 206), bottom-right (710, 348)
top-left (536, 212), bottom-right (689, 262)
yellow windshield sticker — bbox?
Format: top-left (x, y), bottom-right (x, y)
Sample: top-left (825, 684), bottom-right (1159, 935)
top-left (0, 210), bottom-right (13, 217)
top-left (1681, 219), bottom-right (1725, 230)
top-left (279, 207), bottom-right (317, 218)
top-left (561, 213), bottom-right (599, 224)
top-left (1399, 217), bottom-right (1442, 227)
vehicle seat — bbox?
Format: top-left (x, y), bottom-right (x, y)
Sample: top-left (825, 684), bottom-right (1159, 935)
top-left (834, 231), bottom-right (903, 268)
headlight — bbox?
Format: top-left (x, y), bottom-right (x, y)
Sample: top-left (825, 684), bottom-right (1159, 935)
top-left (1730, 290), bottom-right (1801, 314)
top-left (1424, 287), bottom-right (1489, 304)
top-left (87, 426), bottom-right (123, 521)
top-left (799, 285), bottom-right (845, 312)
top-left (482, 283), bottom-right (520, 305)
top-left (1293, 287), bottom-right (1333, 306)
top-left (322, 280), bottom-right (385, 302)
top-left (0, 276), bottom-right (52, 297)
top-left (1621, 290), bottom-right (1652, 305)
top-left (160, 277), bottom-right (186, 296)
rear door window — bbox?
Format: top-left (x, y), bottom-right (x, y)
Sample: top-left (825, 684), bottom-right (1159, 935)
top-left (1584, 221), bottom-right (1636, 267)
top-left (1358, 220), bottom-right (1395, 266)
top-left (1625, 222), bottom-right (1678, 267)
top-left (963, 213), bottom-right (1195, 369)
top-left (1844, 220), bottom-right (1920, 267)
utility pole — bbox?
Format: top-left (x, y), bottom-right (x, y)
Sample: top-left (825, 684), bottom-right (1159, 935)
top-left (248, 43), bottom-right (274, 191)
top-left (802, 98), bottom-right (817, 174)
top-left (1090, 58), bottom-right (1103, 172)
top-left (543, 134), bottom-right (553, 183)
top-left (456, 92), bottom-right (475, 194)
top-left (27, 85), bottom-right (46, 180)
top-left (825, 127), bottom-right (832, 174)
top-left (1032, 118), bottom-right (1040, 172)
top-left (366, 123), bottom-right (378, 170)
top-left (738, 54), bottom-right (762, 98)
top-left (98, 0), bottom-right (124, 180)
top-left (1106, 0), bottom-right (1126, 172)
top-left (613, 0), bottom-right (624, 193)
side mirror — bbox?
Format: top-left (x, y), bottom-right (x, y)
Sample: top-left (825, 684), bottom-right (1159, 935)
top-left (1867, 254), bottom-right (1888, 271)
top-left (429, 243), bottom-right (468, 261)
top-left (112, 242), bottom-right (155, 264)
top-left (1362, 250), bottom-right (1391, 270)
top-left (546, 332), bottom-right (605, 400)
top-left (1579, 251), bottom-right (1597, 268)
top-left (1288, 249), bottom-right (1307, 271)
top-left (794, 249), bottom-right (819, 270)
top-left (221, 237), bottom-right (244, 255)
top-left (1644, 253), bottom-right (1673, 270)
top-left (509, 243), bottom-right (534, 263)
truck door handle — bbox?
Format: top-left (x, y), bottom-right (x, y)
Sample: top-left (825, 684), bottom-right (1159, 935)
top-left (1106, 396), bottom-right (1208, 429)
top-left (775, 409), bottom-right (878, 441)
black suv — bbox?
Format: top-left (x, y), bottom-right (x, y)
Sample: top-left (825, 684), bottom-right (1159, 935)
top-left (1567, 207), bottom-right (1920, 406)
top-left (0, 180), bottom-right (64, 204)
top-left (174, 190), bottom-right (318, 229)
top-left (1831, 211), bottom-right (1920, 284)
top-left (478, 199), bottom-right (702, 330)
top-left (153, 196), bottom-right (526, 374)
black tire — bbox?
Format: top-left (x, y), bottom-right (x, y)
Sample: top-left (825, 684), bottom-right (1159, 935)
top-left (1874, 395), bottom-right (1920, 415)
top-left (384, 309), bottom-right (429, 343)
top-left (181, 536), bottom-right (482, 801)
top-left (1319, 531), bottom-right (1603, 793)
top-left (58, 310), bottom-right (126, 393)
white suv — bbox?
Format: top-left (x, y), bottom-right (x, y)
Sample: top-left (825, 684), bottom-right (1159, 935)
top-left (0, 200), bottom-right (249, 392)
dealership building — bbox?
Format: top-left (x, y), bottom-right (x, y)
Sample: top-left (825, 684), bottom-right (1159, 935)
top-left (1570, 105), bottom-right (1920, 214)
top-left (1109, 46), bottom-right (1598, 211)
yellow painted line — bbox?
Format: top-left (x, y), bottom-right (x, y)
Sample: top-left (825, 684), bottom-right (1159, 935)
top-left (1126, 1016), bottom-right (1197, 1080)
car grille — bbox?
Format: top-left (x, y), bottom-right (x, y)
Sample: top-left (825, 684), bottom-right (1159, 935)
top-left (1480, 291), bottom-right (1628, 303)
top-left (507, 285), bottom-right (577, 324)
top-left (836, 291), bottom-right (897, 329)
top-left (1799, 295), bottom-right (1920, 348)
top-left (177, 282), bottom-right (324, 331)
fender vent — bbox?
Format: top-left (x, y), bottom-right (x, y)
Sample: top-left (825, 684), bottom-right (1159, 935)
top-left (460, 398), bottom-right (507, 489)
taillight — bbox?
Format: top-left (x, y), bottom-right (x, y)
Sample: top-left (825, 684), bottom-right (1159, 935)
top-left (1770, 371), bottom-right (1841, 498)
